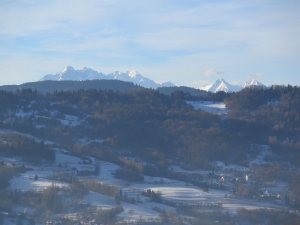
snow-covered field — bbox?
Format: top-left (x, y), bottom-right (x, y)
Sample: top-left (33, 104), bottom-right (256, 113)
top-left (83, 192), bottom-right (117, 209)
top-left (9, 170), bottom-right (68, 191)
top-left (186, 101), bottom-right (229, 114)
top-left (14, 107), bottom-right (84, 128)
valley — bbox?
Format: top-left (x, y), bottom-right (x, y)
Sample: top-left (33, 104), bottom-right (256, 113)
top-left (0, 86), bottom-right (300, 224)
top-left (0, 135), bottom-right (292, 224)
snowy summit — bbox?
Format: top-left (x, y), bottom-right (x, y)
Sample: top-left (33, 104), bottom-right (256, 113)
top-left (199, 78), bottom-right (265, 93)
top-left (39, 66), bottom-right (175, 89)
top-left (242, 79), bottom-right (265, 88)
top-left (199, 78), bottom-right (242, 93)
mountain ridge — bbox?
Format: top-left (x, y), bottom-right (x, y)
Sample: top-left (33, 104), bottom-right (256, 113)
top-left (0, 80), bottom-right (142, 94)
top-left (40, 66), bottom-right (175, 89)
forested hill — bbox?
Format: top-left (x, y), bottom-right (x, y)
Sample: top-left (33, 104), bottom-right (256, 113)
top-left (0, 80), bottom-right (209, 97)
top-left (0, 85), bottom-right (299, 169)
top-left (0, 79), bottom-right (142, 93)
top-left (224, 85), bottom-right (300, 165)
top-left (157, 86), bottom-right (207, 96)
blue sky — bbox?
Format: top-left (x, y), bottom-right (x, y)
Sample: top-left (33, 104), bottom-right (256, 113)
top-left (0, 0), bottom-right (300, 87)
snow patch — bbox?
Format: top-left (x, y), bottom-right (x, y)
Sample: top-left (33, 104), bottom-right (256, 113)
top-left (186, 101), bottom-right (229, 114)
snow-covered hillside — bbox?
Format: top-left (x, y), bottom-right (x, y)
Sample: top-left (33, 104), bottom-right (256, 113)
top-left (40, 66), bottom-right (175, 89)
top-left (1, 136), bottom-right (288, 224)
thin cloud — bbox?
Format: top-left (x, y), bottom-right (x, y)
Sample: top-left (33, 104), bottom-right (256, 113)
top-left (204, 69), bottom-right (224, 77)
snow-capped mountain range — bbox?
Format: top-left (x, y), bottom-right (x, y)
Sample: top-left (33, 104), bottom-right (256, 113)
top-left (40, 66), bottom-right (265, 92)
top-left (199, 78), bottom-right (265, 93)
top-left (40, 66), bottom-right (175, 89)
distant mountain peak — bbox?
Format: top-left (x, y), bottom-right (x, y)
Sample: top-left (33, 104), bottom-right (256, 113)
top-left (242, 79), bottom-right (265, 88)
top-left (39, 67), bottom-right (175, 89)
top-left (160, 81), bottom-right (175, 87)
top-left (61, 66), bottom-right (74, 72)
top-left (199, 78), bottom-right (241, 93)
top-left (199, 78), bottom-right (265, 93)
top-left (127, 70), bottom-right (139, 78)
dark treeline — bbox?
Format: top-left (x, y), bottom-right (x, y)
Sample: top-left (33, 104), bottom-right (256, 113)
top-left (0, 79), bottom-right (142, 94)
top-left (158, 86), bottom-right (207, 97)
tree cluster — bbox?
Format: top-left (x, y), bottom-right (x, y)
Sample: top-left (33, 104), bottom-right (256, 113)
top-left (142, 189), bottom-right (162, 203)
top-left (0, 133), bottom-right (55, 162)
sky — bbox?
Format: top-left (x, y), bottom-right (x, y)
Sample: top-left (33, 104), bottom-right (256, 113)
top-left (0, 0), bottom-right (300, 87)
